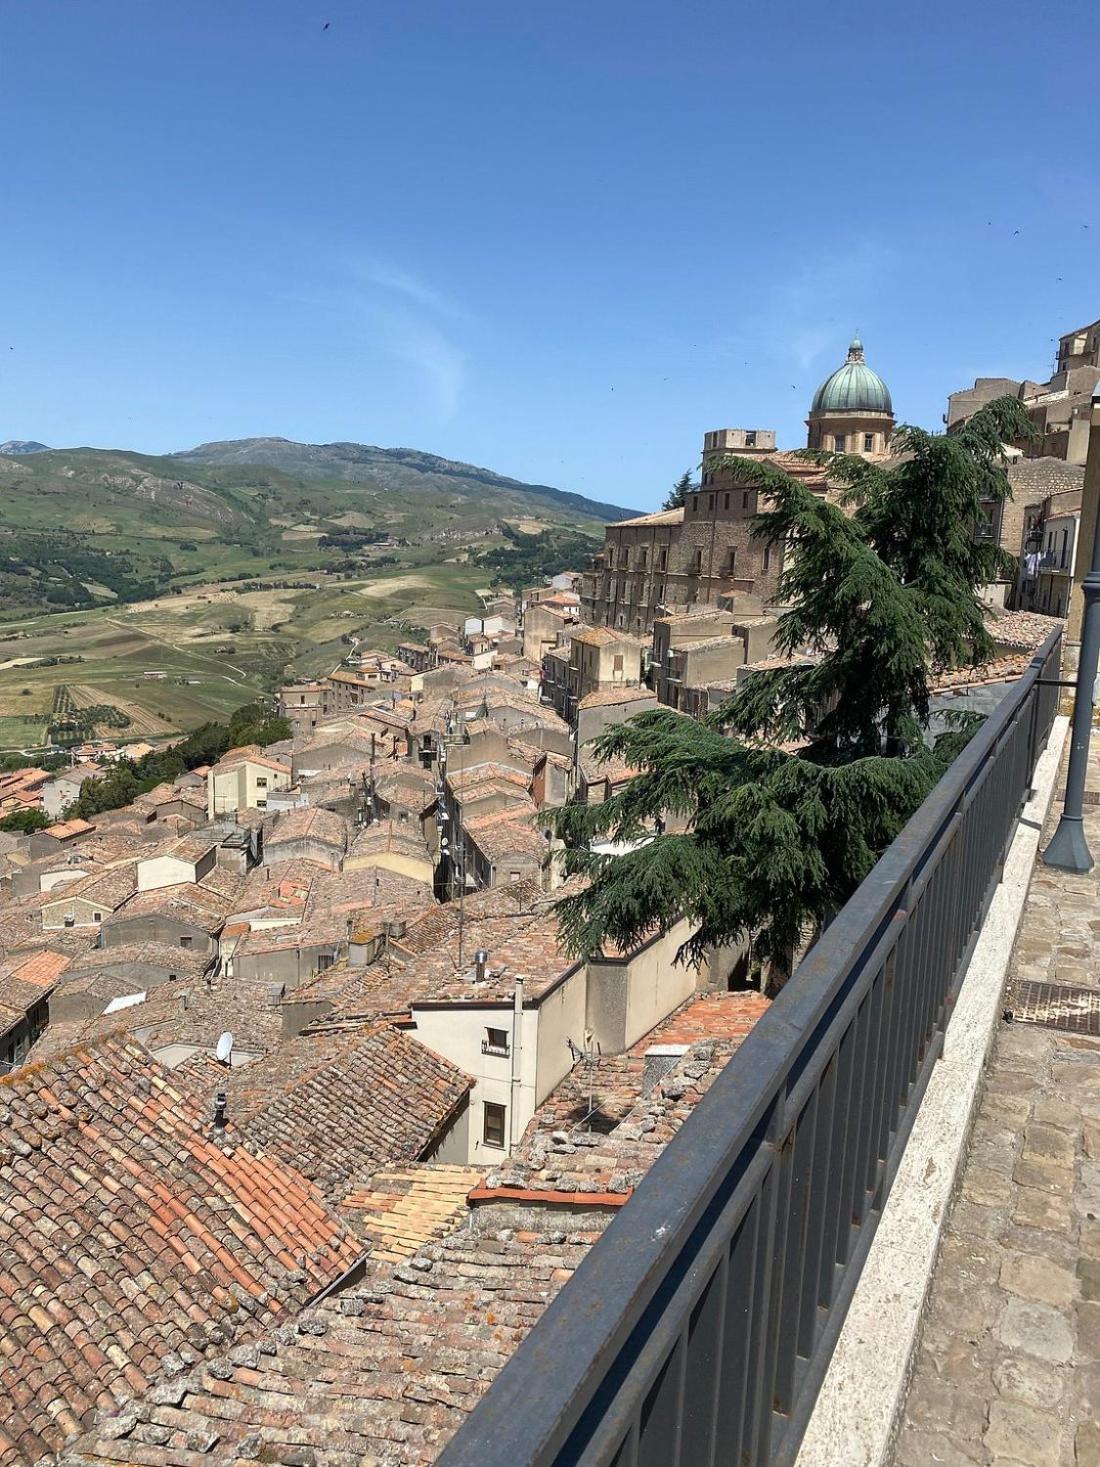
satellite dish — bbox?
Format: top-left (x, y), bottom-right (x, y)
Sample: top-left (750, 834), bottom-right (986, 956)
top-left (215, 1032), bottom-right (234, 1065)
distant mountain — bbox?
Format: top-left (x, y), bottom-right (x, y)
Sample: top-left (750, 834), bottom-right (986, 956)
top-left (176, 437), bottom-right (636, 523)
top-left (0, 440), bottom-right (49, 455)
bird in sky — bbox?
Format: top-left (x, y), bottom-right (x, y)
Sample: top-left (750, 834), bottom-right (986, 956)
top-left (1013, 229), bottom-right (1020, 236)
top-left (322, 20), bottom-right (331, 29)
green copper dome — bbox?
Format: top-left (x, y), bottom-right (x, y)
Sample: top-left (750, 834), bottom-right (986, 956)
top-left (811, 336), bottom-right (893, 415)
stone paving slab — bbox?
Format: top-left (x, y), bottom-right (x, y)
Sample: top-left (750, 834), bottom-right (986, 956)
top-left (891, 751), bottom-right (1100, 1467)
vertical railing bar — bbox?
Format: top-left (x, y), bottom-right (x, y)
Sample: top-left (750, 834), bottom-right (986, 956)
top-left (755, 1119), bottom-right (794, 1466)
top-left (816, 1020), bottom-right (854, 1309)
top-left (800, 1053), bottom-right (836, 1354)
top-left (775, 1090), bottom-right (819, 1415)
top-left (703, 1251), bottom-right (731, 1467)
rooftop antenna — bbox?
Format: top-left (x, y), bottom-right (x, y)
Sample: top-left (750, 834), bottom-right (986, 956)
top-left (215, 1031), bottom-right (234, 1066)
top-left (565, 1030), bottom-right (602, 1132)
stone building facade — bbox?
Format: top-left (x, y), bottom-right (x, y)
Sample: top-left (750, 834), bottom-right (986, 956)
top-left (580, 336), bottom-right (894, 635)
top-left (947, 318), bottom-right (1100, 466)
top-left (580, 453), bottom-right (827, 635)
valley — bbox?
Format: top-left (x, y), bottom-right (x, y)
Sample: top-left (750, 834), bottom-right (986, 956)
top-left (0, 436), bottom-right (625, 751)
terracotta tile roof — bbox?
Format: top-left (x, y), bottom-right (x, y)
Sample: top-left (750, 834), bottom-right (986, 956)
top-left (108, 882), bottom-right (231, 931)
top-left (28, 968), bottom-right (288, 1065)
top-left (42, 817), bottom-right (95, 840)
top-left (569, 625), bottom-right (642, 646)
top-left (338, 1163), bottom-right (484, 1260)
top-left (464, 808), bottom-right (548, 862)
top-left (41, 864), bottom-right (138, 914)
top-left (211, 747), bottom-right (289, 776)
top-left (984, 606), bottom-right (1063, 651)
top-left (614, 506), bottom-right (684, 527)
top-left (496, 1035), bottom-right (759, 1198)
top-left (577, 684), bottom-right (655, 709)
top-left (68, 1225), bottom-right (603, 1467)
top-left (2, 948), bottom-right (71, 991)
top-left (264, 805), bottom-right (348, 849)
top-left (58, 942), bottom-right (214, 990)
top-left (233, 1025), bottom-right (472, 1198)
top-left (0, 1035), bottom-right (359, 1465)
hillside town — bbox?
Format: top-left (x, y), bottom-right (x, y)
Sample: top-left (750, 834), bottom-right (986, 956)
top-left (0, 322), bottom-right (1090, 1465)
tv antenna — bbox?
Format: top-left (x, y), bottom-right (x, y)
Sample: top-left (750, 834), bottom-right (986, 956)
top-left (565, 1029), bottom-right (602, 1131)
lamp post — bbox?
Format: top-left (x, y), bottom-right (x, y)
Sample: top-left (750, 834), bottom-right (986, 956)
top-left (1043, 390), bottom-right (1100, 872)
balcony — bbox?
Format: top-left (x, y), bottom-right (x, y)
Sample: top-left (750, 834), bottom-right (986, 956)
top-left (440, 630), bottom-right (1066, 1467)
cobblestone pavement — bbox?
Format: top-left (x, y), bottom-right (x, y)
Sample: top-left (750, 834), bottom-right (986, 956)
top-left (892, 745), bottom-right (1100, 1467)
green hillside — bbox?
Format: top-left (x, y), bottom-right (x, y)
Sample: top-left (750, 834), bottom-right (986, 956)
top-left (0, 440), bottom-right (624, 616)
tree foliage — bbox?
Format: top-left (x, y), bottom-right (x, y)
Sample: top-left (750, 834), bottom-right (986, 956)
top-left (549, 397), bottom-right (1033, 983)
top-left (64, 702), bottom-right (291, 820)
top-left (0, 808), bottom-right (51, 834)
top-left (663, 469), bottom-right (695, 511)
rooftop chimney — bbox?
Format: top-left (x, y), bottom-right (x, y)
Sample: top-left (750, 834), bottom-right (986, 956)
top-left (212, 1090), bottom-right (228, 1130)
top-left (474, 948), bottom-right (489, 983)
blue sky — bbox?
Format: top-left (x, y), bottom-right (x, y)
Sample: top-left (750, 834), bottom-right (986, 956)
top-left (1, 0), bottom-right (1097, 512)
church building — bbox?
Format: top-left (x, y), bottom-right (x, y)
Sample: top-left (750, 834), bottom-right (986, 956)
top-left (580, 337), bottom-right (896, 635)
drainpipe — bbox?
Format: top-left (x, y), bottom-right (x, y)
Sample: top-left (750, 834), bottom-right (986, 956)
top-left (510, 977), bottom-right (524, 1151)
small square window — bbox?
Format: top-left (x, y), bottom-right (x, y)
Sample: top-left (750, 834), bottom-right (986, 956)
top-left (92, 911), bottom-right (102, 923)
top-left (256, 776), bottom-right (268, 788)
top-left (745, 431), bottom-right (757, 447)
top-left (483, 1102), bottom-right (507, 1148)
top-left (180, 935), bottom-right (193, 949)
top-left (486, 1027), bottom-right (509, 1050)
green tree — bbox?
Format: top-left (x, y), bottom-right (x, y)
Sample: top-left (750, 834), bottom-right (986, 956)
top-left (0, 808), bottom-right (50, 834)
top-left (663, 469), bottom-right (695, 511)
top-left (548, 397), bottom-right (1032, 987)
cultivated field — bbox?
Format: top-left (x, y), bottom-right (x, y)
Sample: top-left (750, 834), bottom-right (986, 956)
top-left (0, 558), bottom-right (489, 750)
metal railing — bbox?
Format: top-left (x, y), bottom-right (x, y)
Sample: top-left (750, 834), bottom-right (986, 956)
top-left (440, 628), bottom-right (1063, 1467)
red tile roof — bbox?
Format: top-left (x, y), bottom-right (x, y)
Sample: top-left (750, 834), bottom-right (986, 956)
top-left (67, 1225), bottom-right (604, 1466)
top-left (0, 1035), bottom-right (360, 1465)
top-left (235, 1024), bottom-right (472, 1199)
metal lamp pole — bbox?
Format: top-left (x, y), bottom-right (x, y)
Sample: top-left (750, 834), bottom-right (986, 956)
top-left (1043, 416), bottom-right (1100, 872)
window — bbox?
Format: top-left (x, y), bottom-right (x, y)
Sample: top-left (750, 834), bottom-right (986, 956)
top-left (745, 431), bottom-right (757, 447)
top-left (707, 494), bottom-right (714, 510)
top-left (613, 654), bottom-right (624, 672)
top-left (1061, 528), bottom-right (1069, 568)
top-left (742, 491), bottom-right (749, 510)
top-left (509, 870), bottom-right (521, 883)
top-left (180, 935), bottom-right (193, 949)
top-left (607, 549), bottom-right (614, 568)
top-left (863, 433), bottom-right (874, 452)
top-left (723, 494), bottom-right (729, 510)
top-left (92, 911), bottom-right (102, 923)
top-left (484, 1027), bottom-right (509, 1054)
top-left (317, 953), bottom-right (334, 972)
top-left (726, 548), bottom-right (737, 574)
top-left (834, 435), bottom-right (846, 453)
top-left (692, 550), bottom-right (703, 573)
top-left (256, 776), bottom-right (268, 788)
top-left (483, 1102), bottom-right (507, 1148)
top-left (638, 547), bottom-right (647, 569)
top-left (763, 545), bottom-right (772, 571)
top-left (300, 695), bottom-right (306, 705)
top-left (256, 799), bottom-right (267, 809)
top-left (659, 548), bottom-right (667, 570)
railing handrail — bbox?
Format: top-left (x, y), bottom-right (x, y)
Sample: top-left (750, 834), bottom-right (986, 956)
top-left (439, 628), bottom-right (1063, 1467)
